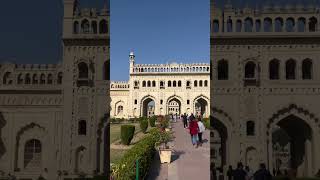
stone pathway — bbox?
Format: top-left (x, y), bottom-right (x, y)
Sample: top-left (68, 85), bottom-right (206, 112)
top-left (148, 120), bottom-right (210, 180)
top-left (168, 120), bottom-right (210, 180)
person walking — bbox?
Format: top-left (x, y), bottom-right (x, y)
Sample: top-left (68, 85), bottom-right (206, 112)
top-left (189, 118), bottom-right (199, 147)
top-left (253, 163), bottom-right (272, 180)
top-left (233, 162), bottom-right (247, 180)
top-left (227, 165), bottom-right (233, 180)
top-left (245, 166), bottom-right (253, 180)
top-left (197, 118), bottom-right (206, 146)
top-left (183, 113), bottom-right (188, 128)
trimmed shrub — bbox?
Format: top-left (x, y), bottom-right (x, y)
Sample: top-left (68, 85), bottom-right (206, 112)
top-left (149, 116), bottom-right (156, 127)
top-left (140, 117), bottom-right (149, 133)
top-left (111, 129), bottom-right (162, 180)
top-left (120, 125), bottom-right (135, 145)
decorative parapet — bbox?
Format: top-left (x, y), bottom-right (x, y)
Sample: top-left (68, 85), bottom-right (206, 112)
top-left (131, 62), bottom-right (210, 74)
top-left (110, 81), bottom-right (129, 90)
top-left (211, 1), bottom-right (320, 35)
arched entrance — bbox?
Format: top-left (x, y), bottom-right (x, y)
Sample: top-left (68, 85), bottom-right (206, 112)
top-left (141, 97), bottom-right (155, 117)
top-left (167, 98), bottom-right (181, 115)
top-left (271, 115), bottom-right (313, 177)
top-left (211, 117), bottom-right (228, 169)
top-left (194, 96), bottom-right (209, 117)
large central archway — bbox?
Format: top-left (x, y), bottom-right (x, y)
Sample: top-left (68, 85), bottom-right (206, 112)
top-left (272, 115), bottom-right (312, 177)
top-left (141, 96), bottom-right (155, 117)
top-left (167, 98), bottom-right (181, 115)
top-left (166, 96), bottom-right (182, 116)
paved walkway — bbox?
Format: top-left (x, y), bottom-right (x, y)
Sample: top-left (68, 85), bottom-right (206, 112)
top-left (168, 120), bottom-right (210, 180)
top-left (147, 119), bottom-right (210, 180)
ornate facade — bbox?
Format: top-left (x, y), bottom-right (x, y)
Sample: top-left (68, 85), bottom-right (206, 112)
top-left (110, 52), bottom-right (210, 119)
top-left (211, 0), bottom-right (320, 177)
top-left (0, 0), bottom-right (110, 179)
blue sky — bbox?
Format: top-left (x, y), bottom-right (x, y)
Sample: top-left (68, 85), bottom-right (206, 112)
top-left (110, 0), bottom-right (210, 80)
top-left (0, 0), bottom-right (106, 64)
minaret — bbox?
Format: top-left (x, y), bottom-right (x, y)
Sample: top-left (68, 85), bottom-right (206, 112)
top-left (129, 51), bottom-right (135, 74)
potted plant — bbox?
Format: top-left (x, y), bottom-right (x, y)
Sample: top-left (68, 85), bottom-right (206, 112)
top-left (155, 131), bottom-right (173, 163)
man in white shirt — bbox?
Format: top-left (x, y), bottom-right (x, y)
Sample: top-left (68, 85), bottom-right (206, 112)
top-left (197, 118), bottom-right (206, 146)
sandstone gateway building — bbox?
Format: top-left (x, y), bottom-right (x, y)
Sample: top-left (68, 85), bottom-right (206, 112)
top-left (0, 0), bottom-right (110, 179)
top-left (211, 0), bottom-right (320, 177)
top-left (110, 52), bottom-right (210, 119)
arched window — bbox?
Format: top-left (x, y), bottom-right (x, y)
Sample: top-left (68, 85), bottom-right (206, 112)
top-left (160, 81), bottom-right (164, 87)
top-left (286, 59), bottom-right (296, 80)
top-left (152, 81), bottom-right (156, 87)
top-left (246, 121), bottom-right (255, 136)
top-left (25, 74), bottom-right (31, 84)
top-left (73, 21), bottom-right (79, 34)
top-left (103, 61), bottom-right (109, 80)
top-left (3, 72), bottom-right (12, 85)
top-left (78, 62), bottom-right (89, 79)
top-left (173, 81), bottom-right (177, 87)
top-left (204, 80), bottom-right (208, 87)
top-left (269, 59), bottom-right (280, 80)
top-left (24, 139), bottom-right (41, 168)
top-left (47, 74), bottom-right (53, 84)
top-left (142, 81), bottom-right (146, 87)
top-left (99, 19), bottom-right (108, 34)
top-left (286, 18), bottom-right (295, 32)
top-left (57, 72), bottom-right (63, 84)
top-left (302, 59), bottom-right (312, 79)
top-left (168, 81), bottom-right (172, 87)
top-left (255, 19), bottom-right (261, 32)
top-left (91, 21), bottom-right (97, 34)
top-left (264, 18), bottom-right (272, 32)
top-left (298, 17), bottom-right (306, 32)
top-left (134, 99), bottom-right (137, 104)
top-left (117, 105), bottom-right (124, 114)
top-left (186, 81), bottom-right (191, 87)
top-left (78, 120), bottom-right (87, 135)
top-left (227, 18), bottom-right (233, 32)
top-left (32, 74), bottom-right (38, 84)
top-left (40, 74), bottom-right (45, 84)
top-left (194, 80), bottom-right (198, 87)
top-left (236, 20), bottom-right (242, 32)
top-left (147, 81), bottom-right (151, 87)
top-left (244, 17), bottom-right (253, 32)
top-left (245, 61), bottom-right (256, 79)
top-left (17, 74), bottom-right (23, 84)
top-left (199, 80), bottom-right (203, 87)
top-left (81, 19), bottom-right (90, 33)
top-left (218, 59), bottom-right (228, 80)
top-left (213, 20), bottom-right (219, 32)
top-left (309, 17), bottom-right (317, 32)
top-left (178, 80), bottom-right (182, 87)
top-left (275, 17), bottom-right (284, 32)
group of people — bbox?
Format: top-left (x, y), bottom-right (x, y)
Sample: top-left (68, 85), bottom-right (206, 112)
top-left (178, 113), bottom-right (206, 148)
top-left (212, 162), bottom-right (272, 180)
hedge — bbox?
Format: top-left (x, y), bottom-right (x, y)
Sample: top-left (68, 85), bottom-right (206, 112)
top-left (140, 118), bottom-right (149, 134)
top-left (120, 125), bottom-right (135, 145)
top-left (111, 129), bottom-right (162, 180)
top-left (149, 116), bottom-right (156, 127)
